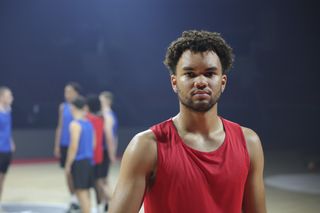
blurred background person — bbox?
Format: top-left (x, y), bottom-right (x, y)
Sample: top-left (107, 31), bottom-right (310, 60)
top-left (54, 82), bottom-right (82, 212)
top-left (98, 91), bottom-right (118, 212)
top-left (86, 94), bottom-right (110, 213)
top-left (65, 96), bottom-right (94, 213)
top-left (0, 87), bottom-right (15, 212)
top-left (99, 91), bottom-right (118, 164)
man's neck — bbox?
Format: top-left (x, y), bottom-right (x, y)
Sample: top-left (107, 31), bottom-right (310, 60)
top-left (0, 103), bottom-right (9, 112)
top-left (103, 105), bottom-right (111, 112)
top-left (174, 103), bottom-right (221, 135)
top-left (73, 111), bottom-right (85, 120)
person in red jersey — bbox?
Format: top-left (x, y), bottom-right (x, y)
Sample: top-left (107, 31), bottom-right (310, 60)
top-left (86, 94), bottom-right (111, 213)
top-left (109, 30), bottom-right (266, 213)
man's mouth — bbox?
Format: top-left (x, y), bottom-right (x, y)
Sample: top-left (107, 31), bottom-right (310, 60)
top-left (192, 90), bottom-right (211, 96)
top-left (192, 90), bottom-right (211, 98)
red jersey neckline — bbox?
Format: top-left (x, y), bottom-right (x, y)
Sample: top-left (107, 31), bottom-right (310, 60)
top-left (168, 117), bottom-right (228, 155)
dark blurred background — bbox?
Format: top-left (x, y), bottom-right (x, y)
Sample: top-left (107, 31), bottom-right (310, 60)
top-left (0, 0), bottom-right (319, 158)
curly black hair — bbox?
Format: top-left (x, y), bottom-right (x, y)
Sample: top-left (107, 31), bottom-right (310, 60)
top-left (164, 30), bottom-right (234, 75)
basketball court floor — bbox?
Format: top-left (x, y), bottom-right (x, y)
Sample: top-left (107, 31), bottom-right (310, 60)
top-left (2, 151), bottom-right (320, 213)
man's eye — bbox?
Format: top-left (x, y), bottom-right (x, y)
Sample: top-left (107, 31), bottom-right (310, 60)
top-left (204, 72), bottom-right (214, 77)
top-left (186, 72), bottom-right (195, 78)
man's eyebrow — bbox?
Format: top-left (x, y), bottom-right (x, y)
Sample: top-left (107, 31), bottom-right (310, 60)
top-left (181, 66), bottom-right (218, 71)
top-left (182, 66), bottom-right (194, 71)
top-left (206, 66), bottom-right (218, 71)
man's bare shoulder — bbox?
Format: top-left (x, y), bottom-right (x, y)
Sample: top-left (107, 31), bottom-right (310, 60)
top-left (134, 129), bottom-right (157, 141)
top-left (241, 127), bottom-right (261, 144)
top-left (70, 120), bottom-right (81, 131)
top-left (127, 129), bottom-right (157, 154)
top-left (58, 102), bottom-right (64, 112)
top-left (122, 129), bottom-right (157, 170)
top-left (241, 126), bottom-right (263, 160)
top-left (110, 130), bottom-right (157, 212)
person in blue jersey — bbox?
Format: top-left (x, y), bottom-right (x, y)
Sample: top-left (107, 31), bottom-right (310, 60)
top-left (53, 82), bottom-right (82, 212)
top-left (0, 87), bottom-right (15, 210)
top-left (65, 96), bottom-right (94, 213)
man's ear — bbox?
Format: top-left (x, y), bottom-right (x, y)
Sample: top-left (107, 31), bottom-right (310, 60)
top-left (221, 74), bottom-right (227, 93)
top-left (171, 75), bottom-right (177, 93)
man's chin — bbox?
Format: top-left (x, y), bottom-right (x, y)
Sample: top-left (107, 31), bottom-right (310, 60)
top-left (179, 97), bottom-right (216, 112)
top-left (188, 102), bottom-right (215, 112)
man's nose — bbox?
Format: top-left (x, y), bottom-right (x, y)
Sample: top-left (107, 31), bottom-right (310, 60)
top-left (194, 75), bottom-right (208, 89)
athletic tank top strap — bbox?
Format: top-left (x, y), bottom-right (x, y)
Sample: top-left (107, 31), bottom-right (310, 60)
top-left (150, 118), bottom-right (173, 144)
top-left (221, 117), bottom-right (250, 162)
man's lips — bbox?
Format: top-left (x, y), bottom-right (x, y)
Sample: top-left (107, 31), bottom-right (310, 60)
top-left (191, 91), bottom-right (211, 100)
top-left (192, 90), bottom-right (211, 96)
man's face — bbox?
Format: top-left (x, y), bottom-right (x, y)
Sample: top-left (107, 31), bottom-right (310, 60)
top-left (99, 95), bottom-right (110, 107)
top-left (64, 85), bottom-right (78, 102)
top-left (0, 89), bottom-right (14, 107)
top-left (171, 50), bottom-right (227, 112)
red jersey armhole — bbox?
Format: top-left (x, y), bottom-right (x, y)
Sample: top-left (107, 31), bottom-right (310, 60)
top-left (149, 126), bottom-right (162, 188)
top-left (239, 127), bottom-right (251, 169)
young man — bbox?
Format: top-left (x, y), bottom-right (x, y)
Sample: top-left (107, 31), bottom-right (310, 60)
top-left (53, 82), bottom-right (81, 212)
top-left (65, 96), bottom-right (94, 213)
top-left (97, 91), bottom-right (118, 212)
top-left (0, 87), bottom-right (15, 211)
top-left (86, 95), bottom-right (110, 213)
top-left (110, 30), bottom-right (266, 213)
top-left (99, 91), bottom-right (118, 165)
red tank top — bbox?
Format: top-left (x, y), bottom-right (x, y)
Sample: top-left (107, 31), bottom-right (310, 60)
top-left (86, 113), bottom-right (104, 164)
top-left (143, 117), bottom-right (250, 213)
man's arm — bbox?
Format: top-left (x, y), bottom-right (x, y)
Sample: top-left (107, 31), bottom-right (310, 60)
top-left (104, 114), bottom-right (117, 163)
top-left (242, 127), bottom-right (267, 213)
top-left (65, 121), bottom-right (81, 174)
top-left (109, 130), bottom-right (157, 213)
top-left (11, 137), bottom-right (15, 152)
top-left (93, 129), bottom-right (96, 150)
top-left (54, 103), bottom-right (63, 158)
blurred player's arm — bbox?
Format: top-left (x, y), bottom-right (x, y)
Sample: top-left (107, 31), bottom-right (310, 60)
top-left (93, 129), bottom-right (96, 150)
top-left (242, 127), bottom-right (267, 213)
top-left (65, 121), bottom-right (81, 174)
top-left (109, 130), bottom-right (157, 213)
top-left (104, 114), bottom-right (116, 163)
top-left (54, 103), bottom-right (63, 158)
top-left (11, 137), bottom-right (15, 152)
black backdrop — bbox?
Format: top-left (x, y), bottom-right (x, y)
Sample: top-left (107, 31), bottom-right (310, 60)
top-left (1, 0), bottom-right (319, 151)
